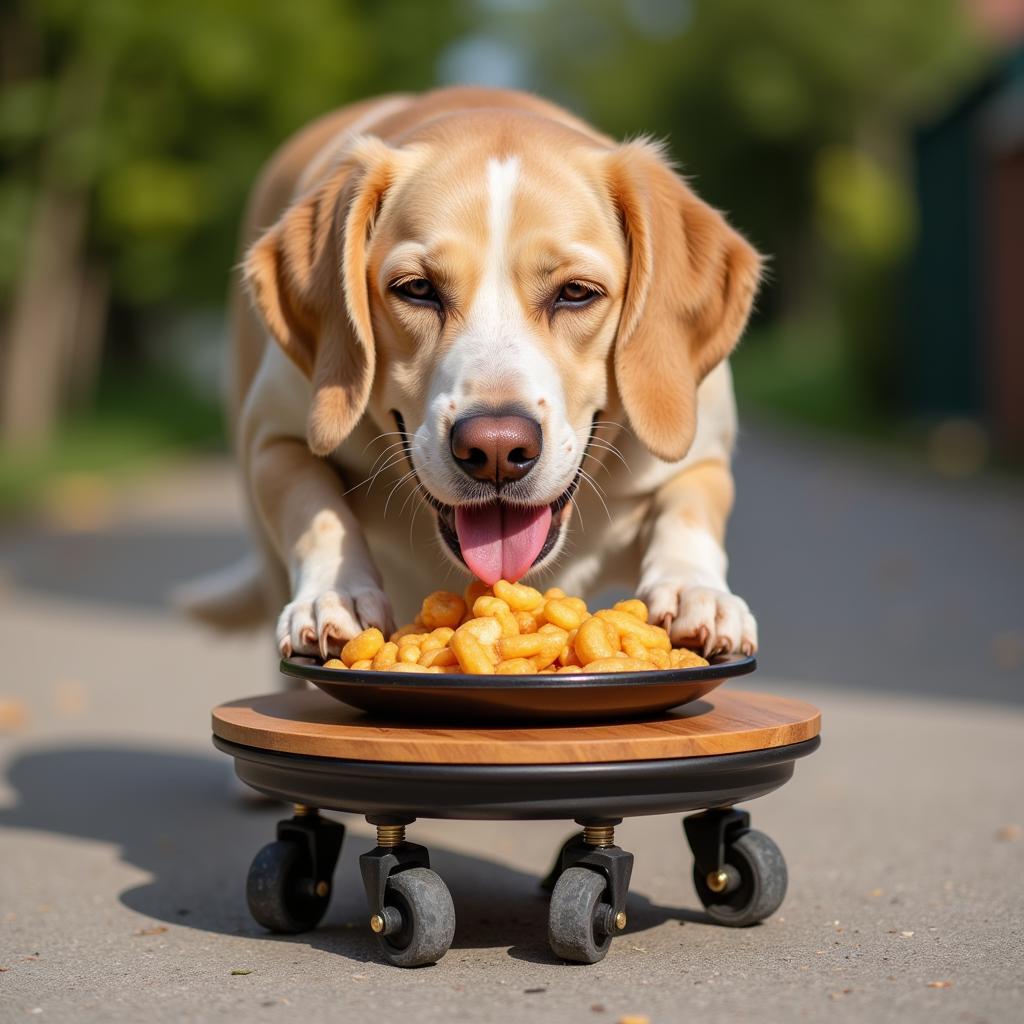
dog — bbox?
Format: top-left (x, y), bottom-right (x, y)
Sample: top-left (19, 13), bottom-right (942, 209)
top-left (185, 86), bottom-right (761, 660)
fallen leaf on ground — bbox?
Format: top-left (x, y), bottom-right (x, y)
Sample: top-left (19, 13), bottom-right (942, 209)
top-left (829, 989), bottom-right (853, 1000)
top-left (900, 931), bottom-right (914, 937)
top-left (926, 980), bottom-right (953, 989)
top-left (0, 699), bottom-right (28, 733)
top-left (133, 926), bottom-right (167, 936)
top-left (617, 1016), bottom-right (650, 1024)
top-left (995, 824), bottom-right (1021, 842)
top-left (230, 969), bottom-right (253, 976)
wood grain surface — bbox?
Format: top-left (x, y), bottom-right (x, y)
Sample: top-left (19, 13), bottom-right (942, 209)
top-left (212, 689), bottom-right (821, 765)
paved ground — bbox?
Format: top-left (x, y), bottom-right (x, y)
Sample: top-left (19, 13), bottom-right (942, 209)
top-left (1, 426), bottom-right (1022, 1023)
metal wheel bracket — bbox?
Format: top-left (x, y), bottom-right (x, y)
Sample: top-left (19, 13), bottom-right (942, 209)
top-left (358, 841), bottom-right (431, 919)
top-left (275, 813), bottom-right (345, 891)
top-left (683, 807), bottom-right (750, 879)
top-left (558, 834), bottom-right (634, 919)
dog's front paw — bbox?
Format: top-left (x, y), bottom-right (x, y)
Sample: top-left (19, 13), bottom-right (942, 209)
top-left (277, 587), bottom-right (395, 659)
top-left (639, 582), bottom-right (757, 657)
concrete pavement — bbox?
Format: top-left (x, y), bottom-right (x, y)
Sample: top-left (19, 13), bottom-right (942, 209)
top-left (1, 430), bottom-right (1022, 1023)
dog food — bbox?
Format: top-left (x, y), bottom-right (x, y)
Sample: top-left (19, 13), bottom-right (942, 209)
top-left (324, 581), bottom-right (709, 675)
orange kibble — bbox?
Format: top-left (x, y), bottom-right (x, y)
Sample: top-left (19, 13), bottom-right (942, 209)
top-left (347, 584), bottom-right (686, 677)
top-left (575, 615), bottom-right (618, 663)
top-left (531, 632), bottom-right (566, 671)
top-left (497, 633), bottom-right (546, 660)
top-left (493, 579), bottom-right (544, 611)
top-left (596, 609), bottom-right (671, 652)
top-left (543, 598), bottom-right (585, 631)
top-left (613, 598), bottom-right (648, 622)
top-left (371, 642), bottom-right (399, 670)
top-left (648, 648), bottom-right (670, 669)
top-left (472, 595), bottom-right (511, 618)
top-left (513, 610), bottom-right (539, 633)
top-left (341, 628), bottom-right (385, 666)
top-left (450, 629), bottom-right (495, 674)
top-left (584, 657), bottom-right (654, 673)
top-left (495, 658), bottom-right (538, 675)
top-left (420, 590), bottom-right (467, 629)
top-left (464, 579), bottom-right (492, 607)
top-left (670, 647), bottom-right (709, 668)
top-left (323, 658), bottom-right (347, 670)
top-left (622, 635), bottom-right (651, 661)
top-left (420, 647), bottom-right (458, 668)
top-left (456, 616), bottom-right (502, 646)
top-left (389, 624), bottom-right (422, 643)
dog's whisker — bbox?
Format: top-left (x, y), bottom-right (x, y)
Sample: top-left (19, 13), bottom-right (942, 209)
top-left (577, 468), bottom-right (613, 524)
top-left (361, 430), bottom-right (408, 454)
top-left (343, 448), bottom-right (412, 497)
top-left (383, 470), bottom-right (418, 519)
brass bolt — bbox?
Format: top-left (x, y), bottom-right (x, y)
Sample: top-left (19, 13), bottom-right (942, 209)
top-left (706, 869), bottom-right (729, 893)
top-left (376, 823), bottom-right (406, 848)
top-left (314, 881), bottom-right (330, 898)
top-left (293, 804), bottom-right (318, 817)
top-left (369, 913), bottom-right (385, 934)
top-left (582, 823), bottom-right (616, 848)
top-left (614, 911), bottom-right (627, 930)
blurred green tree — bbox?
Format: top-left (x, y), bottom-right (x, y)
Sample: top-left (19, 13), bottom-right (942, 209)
top-left (0, 0), bottom-right (466, 448)
top-left (507, 0), bottom-right (983, 411)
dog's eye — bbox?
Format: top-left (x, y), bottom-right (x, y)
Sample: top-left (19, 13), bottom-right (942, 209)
top-left (392, 278), bottom-right (441, 308)
top-left (555, 281), bottom-right (599, 307)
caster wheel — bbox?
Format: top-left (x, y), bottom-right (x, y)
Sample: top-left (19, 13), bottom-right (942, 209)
top-left (692, 829), bottom-right (787, 927)
top-left (548, 866), bottom-right (616, 964)
top-left (246, 839), bottom-right (331, 933)
top-left (374, 867), bottom-right (455, 968)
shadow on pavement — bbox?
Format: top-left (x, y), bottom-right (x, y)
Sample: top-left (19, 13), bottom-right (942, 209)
top-left (0, 526), bottom-right (248, 610)
top-left (0, 744), bottom-right (707, 964)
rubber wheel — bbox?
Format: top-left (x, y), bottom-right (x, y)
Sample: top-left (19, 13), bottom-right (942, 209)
top-left (548, 866), bottom-right (614, 964)
top-left (692, 829), bottom-right (787, 927)
top-left (246, 839), bottom-right (330, 933)
top-left (376, 867), bottom-right (456, 968)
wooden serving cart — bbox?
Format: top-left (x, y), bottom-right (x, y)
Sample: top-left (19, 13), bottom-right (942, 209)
top-left (213, 686), bottom-right (820, 967)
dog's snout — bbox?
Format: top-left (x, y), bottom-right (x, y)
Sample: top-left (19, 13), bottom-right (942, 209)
top-left (450, 414), bottom-right (542, 485)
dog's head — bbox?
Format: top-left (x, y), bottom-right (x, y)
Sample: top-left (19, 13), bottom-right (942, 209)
top-left (245, 112), bottom-right (761, 584)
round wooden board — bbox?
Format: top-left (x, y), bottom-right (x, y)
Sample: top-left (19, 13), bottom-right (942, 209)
top-left (212, 689), bottom-right (820, 765)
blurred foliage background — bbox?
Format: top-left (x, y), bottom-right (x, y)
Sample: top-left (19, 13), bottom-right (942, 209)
top-left (0, 0), bottom-right (1017, 512)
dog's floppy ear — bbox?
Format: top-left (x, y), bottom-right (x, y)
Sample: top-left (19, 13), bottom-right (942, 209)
top-left (606, 140), bottom-right (762, 462)
top-left (243, 137), bottom-right (397, 456)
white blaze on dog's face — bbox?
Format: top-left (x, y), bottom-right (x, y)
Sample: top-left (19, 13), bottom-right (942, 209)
top-left (364, 123), bottom-right (628, 583)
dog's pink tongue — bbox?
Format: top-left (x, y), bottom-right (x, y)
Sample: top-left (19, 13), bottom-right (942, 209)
top-left (455, 504), bottom-right (553, 585)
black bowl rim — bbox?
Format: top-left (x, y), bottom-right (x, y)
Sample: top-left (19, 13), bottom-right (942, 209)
top-left (279, 652), bottom-right (757, 691)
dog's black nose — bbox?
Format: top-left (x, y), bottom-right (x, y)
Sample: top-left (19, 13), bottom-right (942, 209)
top-left (450, 414), bottom-right (542, 485)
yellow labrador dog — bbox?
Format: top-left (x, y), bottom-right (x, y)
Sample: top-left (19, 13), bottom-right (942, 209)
top-left (189, 87), bottom-right (761, 660)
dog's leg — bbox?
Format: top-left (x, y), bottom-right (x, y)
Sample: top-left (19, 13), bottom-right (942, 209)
top-left (250, 437), bottom-right (394, 658)
top-left (637, 460), bottom-right (757, 656)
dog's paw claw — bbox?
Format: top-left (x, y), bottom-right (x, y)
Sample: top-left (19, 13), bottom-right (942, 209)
top-left (278, 586), bottom-right (394, 660)
top-left (639, 582), bottom-right (757, 656)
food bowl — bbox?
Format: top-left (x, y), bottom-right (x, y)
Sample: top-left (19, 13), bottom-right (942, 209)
top-left (279, 653), bottom-right (757, 724)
